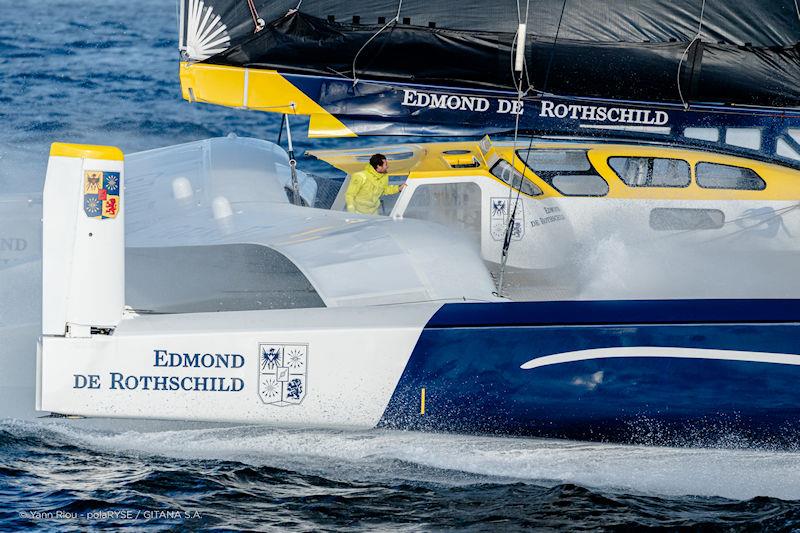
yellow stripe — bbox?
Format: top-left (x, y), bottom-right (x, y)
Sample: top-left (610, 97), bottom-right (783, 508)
top-left (308, 114), bottom-right (358, 138)
top-left (420, 387), bottom-right (426, 415)
top-left (179, 62), bottom-right (356, 138)
top-left (50, 143), bottom-right (124, 161)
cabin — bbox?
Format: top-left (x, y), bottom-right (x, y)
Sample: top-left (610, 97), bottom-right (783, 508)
top-left (310, 136), bottom-right (800, 276)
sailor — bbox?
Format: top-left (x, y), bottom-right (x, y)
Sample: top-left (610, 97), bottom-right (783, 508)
top-left (345, 154), bottom-right (406, 215)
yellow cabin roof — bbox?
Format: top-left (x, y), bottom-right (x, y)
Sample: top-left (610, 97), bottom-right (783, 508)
top-left (307, 138), bottom-right (800, 201)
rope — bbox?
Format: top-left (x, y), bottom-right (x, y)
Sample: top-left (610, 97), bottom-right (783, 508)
top-left (704, 204), bottom-right (799, 243)
top-left (497, 0), bottom-right (533, 296)
top-left (676, 0), bottom-right (707, 110)
top-left (496, 129), bottom-right (538, 296)
top-left (351, 0), bottom-right (403, 85)
top-left (245, 0), bottom-right (265, 32)
top-left (684, 203), bottom-right (800, 243)
top-left (541, 0), bottom-right (567, 95)
top-left (652, 202), bottom-right (800, 246)
top-left (509, 0), bottom-right (534, 94)
top-left (285, 0), bottom-right (303, 17)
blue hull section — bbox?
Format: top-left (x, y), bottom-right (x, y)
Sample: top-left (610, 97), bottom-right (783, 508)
top-left (379, 300), bottom-right (800, 448)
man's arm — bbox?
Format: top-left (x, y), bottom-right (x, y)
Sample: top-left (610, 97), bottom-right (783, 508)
top-left (345, 173), bottom-right (365, 212)
top-left (384, 182), bottom-right (406, 195)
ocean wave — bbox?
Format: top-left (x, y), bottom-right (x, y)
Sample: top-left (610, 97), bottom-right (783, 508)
top-left (1, 420), bottom-right (799, 530)
top-left (1, 420), bottom-right (799, 502)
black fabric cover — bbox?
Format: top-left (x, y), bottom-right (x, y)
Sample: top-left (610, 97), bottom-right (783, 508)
top-left (186, 0), bottom-right (800, 107)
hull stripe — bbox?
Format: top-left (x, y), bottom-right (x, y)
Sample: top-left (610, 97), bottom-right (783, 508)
top-left (521, 346), bottom-right (800, 369)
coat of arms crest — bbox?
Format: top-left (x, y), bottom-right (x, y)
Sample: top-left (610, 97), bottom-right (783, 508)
top-left (83, 170), bottom-right (121, 220)
top-left (490, 197), bottom-right (524, 241)
top-left (258, 343), bottom-right (307, 406)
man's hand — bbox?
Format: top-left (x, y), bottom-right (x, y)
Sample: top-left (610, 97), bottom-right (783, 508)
top-left (399, 183), bottom-right (407, 192)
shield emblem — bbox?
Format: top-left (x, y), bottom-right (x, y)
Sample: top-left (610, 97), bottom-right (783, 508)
top-left (258, 343), bottom-right (307, 406)
top-left (84, 170), bottom-right (121, 220)
top-left (490, 197), bottom-right (524, 241)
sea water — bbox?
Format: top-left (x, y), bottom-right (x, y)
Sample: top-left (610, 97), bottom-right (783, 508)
top-left (1, 0), bottom-right (800, 530)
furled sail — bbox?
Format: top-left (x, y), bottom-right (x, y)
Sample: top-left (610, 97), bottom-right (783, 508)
top-left (180, 0), bottom-right (800, 105)
top-left (177, 0), bottom-right (800, 163)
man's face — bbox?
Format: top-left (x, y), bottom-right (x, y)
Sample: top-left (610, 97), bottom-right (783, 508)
top-left (377, 159), bottom-right (389, 173)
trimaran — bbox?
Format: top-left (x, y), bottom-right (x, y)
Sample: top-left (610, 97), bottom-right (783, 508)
top-left (19, 0), bottom-right (800, 447)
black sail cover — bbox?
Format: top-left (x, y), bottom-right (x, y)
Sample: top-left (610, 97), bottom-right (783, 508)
top-left (180, 0), bottom-right (800, 108)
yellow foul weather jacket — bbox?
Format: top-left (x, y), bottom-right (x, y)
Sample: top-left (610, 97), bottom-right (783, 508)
top-left (345, 164), bottom-right (400, 215)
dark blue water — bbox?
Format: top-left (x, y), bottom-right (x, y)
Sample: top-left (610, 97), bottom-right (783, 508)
top-left (2, 0), bottom-right (800, 530)
top-left (0, 0), bottom-right (350, 194)
top-left (2, 421), bottom-right (800, 531)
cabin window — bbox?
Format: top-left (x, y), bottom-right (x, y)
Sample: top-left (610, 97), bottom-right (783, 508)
top-left (725, 128), bottom-right (762, 151)
top-left (403, 182), bottom-right (482, 242)
top-left (550, 175), bottom-right (609, 196)
top-left (684, 127), bottom-right (720, 142)
top-left (696, 163), bottom-right (766, 191)
top-left (489, 160), bottom-right (542, 196)
top-left (777, 138), bottom-right (800, 162)
top-left (517, 149), bottom-right (608, 196)
top-left (355, 152), bottom-right (414, 162)
top-left (517, 149), bottom-right (592, 172)
top-left (608, 157), bottom-right (690, 187)
top-left (649, 208), bottom-right (725, 231)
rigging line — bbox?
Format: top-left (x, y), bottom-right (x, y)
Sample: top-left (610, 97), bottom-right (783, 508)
top-left (509, 0), bottom-right (532, 156)
top-left (677, 0), bottom-right (707, 110)
top-left (325, 67), bottom-right (351, 79)
top-left (541, 0), bottom-right (567, 95)
top-left (702, 204), bottom-right (799, 243)
top-left (510, 0), bottom-right (534, 95)
top-left (524, 0), bottom-right (531, 31)
top-left (513, 0), bottom-right (533, 92)
top-left (499, 2), bottom-right (531, 262)
top-left (719, 203), bottom-right (800, 230)
top-left (498, 1), bottom-right (534, 296)
top-left (719, 202), bottom-right (800, 227)
top-left (277, 113), bottom-right (285, 145)
top-left (498, 86), bottom-right (524, 292)
top-left (497, 130), bottom-right (538, 296)
top-left (521, 0), bottom-right (534, 93)
top-left (507, 0), bottom-right (536, 94)
top-left (186, 94), bottom-right (295, 109)
top-left (244, 103), bottom-right (298, 111)
top-left (511, 0), bottom-right (523, 91)
top-left (245, 0), bottom-right (265, 32)
top-left (795, 0), bottom-right (800, 24)
top-left (351, 0), bottom-right (403, 85)
top-left (655, 203), bottom-right (800, 242)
